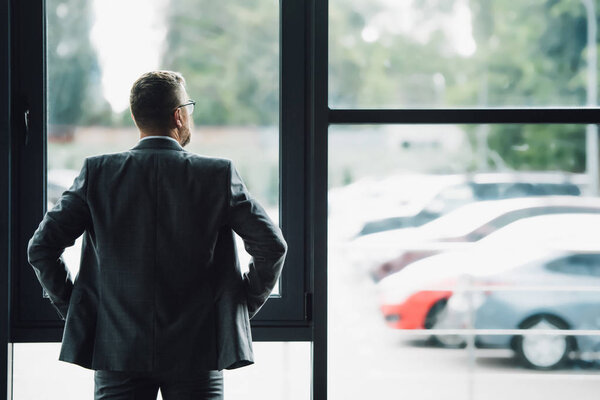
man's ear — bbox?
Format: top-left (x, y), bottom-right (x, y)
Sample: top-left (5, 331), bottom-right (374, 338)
top-left (174, 108), bottom-right (183, 128)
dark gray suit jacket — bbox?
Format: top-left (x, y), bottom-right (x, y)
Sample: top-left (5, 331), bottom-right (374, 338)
top-left (27, 137), bottom-right (287, 372)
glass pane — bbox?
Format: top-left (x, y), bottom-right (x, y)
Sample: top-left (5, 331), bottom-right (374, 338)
top-left (329, 0), bottom-right (600, 108)
top-left (46, 0), bottom-right (279, 284)
top-left (13, 342), bottom-right (310, 400)
top-left (329, 124), bottom-right (600, 400)
top-left (472, 340), bottom-right (600, 400)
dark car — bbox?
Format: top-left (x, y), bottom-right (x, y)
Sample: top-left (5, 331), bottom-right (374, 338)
top-left (358, 172), bottom-right (583, 237)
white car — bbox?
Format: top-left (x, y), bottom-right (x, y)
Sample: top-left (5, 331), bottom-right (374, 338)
top-left (377, 214), bottom-right (600, 348)
top-left (365, 196), bottom-right (600, 281)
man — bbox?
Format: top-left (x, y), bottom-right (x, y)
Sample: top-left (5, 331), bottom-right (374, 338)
top-left (27, 71), bottom-right (287, 399)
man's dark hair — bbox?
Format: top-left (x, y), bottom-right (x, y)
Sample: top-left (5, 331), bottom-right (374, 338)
top-left (129, 71), bottom-right (186, 132)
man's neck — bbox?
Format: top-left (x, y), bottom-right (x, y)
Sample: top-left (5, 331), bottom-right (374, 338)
top-left (139, 131), bottom-right (177, 140)
top-left (139, 135), bottom-right (181, 146)
top-left (140, 130), bottom-right (183, 142)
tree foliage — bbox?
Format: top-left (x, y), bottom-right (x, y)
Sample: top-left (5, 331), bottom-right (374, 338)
top-left (161, 0), bottom-right (279, 126)
top-left (48, 0), bottom-right (600, 172)
top-left (466, 0), bottom-right (592, 172)
top-left (328, 0), bottom-right (597, 172)
top-left (47, 0), bottom-right (110, 133)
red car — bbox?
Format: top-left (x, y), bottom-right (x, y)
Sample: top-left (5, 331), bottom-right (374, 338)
top-left (381, 289), bottom-right (452, 330)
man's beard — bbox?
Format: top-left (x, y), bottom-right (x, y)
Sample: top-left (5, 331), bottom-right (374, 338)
top-left (180, 126), bottom-right (191, 147)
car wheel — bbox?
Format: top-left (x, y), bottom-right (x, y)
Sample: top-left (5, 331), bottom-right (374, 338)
top-left (515, 315), bottom-right (573, 370)
top-left (425, 299), bottom-right (466, 348)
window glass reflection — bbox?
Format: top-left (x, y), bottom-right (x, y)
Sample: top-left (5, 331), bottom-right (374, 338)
top-left (46, 0), bottom-right (279, 283)
top-left (329, 125), bottom-right (600, 400)
top-left (329, 0), bottom-right (600, 108)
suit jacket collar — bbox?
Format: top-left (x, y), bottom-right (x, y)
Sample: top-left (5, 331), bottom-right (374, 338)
top-left (131, 137), bottom-right (184, 151)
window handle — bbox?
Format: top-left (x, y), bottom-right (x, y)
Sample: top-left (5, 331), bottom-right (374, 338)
top-left (304, 292), bottom-right (312, 321)
top-left (23, 108), bottom-right (30, 145)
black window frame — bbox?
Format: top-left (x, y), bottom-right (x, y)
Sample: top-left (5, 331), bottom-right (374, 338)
top-left (1, 0), bottom-right (11, 399)
top-left (8, 0), bottom-right (314, 337)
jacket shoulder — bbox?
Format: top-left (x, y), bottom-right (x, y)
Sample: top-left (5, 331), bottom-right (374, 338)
top-left (181, 153), bottom-right (232, 171)
top-left (84, 151), bottom-right (233, 174)
top-left (84, 152), bottom-right (129, 167)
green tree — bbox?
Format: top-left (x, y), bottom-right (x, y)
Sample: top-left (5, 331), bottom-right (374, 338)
top-left (399, 0), bottom-right (593, 172)
top-left (161, 0), bottom-right (278, 126)
top-left (329, 0), bottom-right (468, 107)
top-left (160, 0), bottom-right (596, 172)
top-left (47, 0), bottom-right (111, 137)
top-left (463, 0), bottom-right (593, 172)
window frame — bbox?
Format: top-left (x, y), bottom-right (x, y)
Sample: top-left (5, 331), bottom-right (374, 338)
top-left (8, 0), bottom-right (312, 345)
top-left (1, 1), bottom-right (10, 399)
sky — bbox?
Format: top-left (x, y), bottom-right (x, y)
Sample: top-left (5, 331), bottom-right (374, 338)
top-left (90, 0), bottom-right (168, 112)
top-left (363, 0), bottom-right (476, 57)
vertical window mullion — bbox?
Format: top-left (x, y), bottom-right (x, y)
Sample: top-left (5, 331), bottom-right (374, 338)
top-left (309, 0), bottom-right (329, 398)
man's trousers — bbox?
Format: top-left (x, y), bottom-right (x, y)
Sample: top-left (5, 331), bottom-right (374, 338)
top-left (94, 369), bottom-right (224, 400)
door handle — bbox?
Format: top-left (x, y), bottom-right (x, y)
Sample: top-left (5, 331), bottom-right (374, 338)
top-left (23, 108), bottom-right (30, 145)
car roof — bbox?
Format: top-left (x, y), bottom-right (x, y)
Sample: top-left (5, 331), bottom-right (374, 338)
top-left (418, 196), bottom-right (600, 239)
top-left (352, 197), bottom-right (600, 248)
top-left (380, 246), bottom-right (555, 289)
top-left (467, 171), bottom-right (586, 185)
top-left (380, 213), bottom-right (600, 289)
top-left (479, 213), bottom-right (600, 251)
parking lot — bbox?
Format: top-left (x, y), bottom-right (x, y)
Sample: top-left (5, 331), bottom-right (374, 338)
top-left (329, 240), bottom-right (600, 400)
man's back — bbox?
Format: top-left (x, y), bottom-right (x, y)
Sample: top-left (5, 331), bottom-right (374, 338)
top-left (28, 137), bottom-right (287, 372)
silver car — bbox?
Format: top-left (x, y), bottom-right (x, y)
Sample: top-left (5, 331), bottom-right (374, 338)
top-left (438, 250), bottom-right (600, 370)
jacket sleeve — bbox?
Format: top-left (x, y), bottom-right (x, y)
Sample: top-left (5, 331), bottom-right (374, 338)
top-left (226, 161), bottom-right (287, 319)
top-left (27, 159), bottom-right (92, 320)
